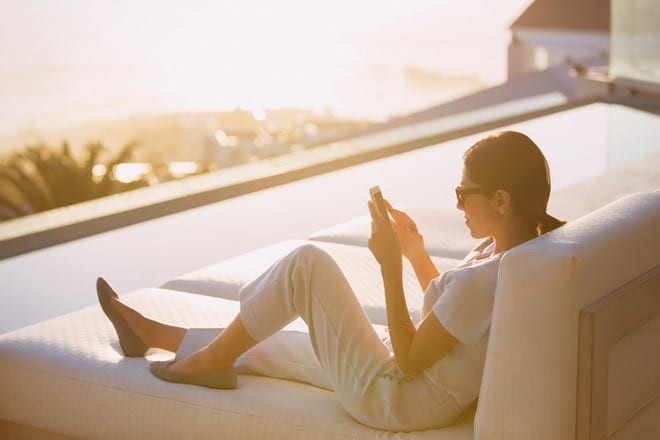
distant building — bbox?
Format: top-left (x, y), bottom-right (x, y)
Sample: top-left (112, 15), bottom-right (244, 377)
top-left (508, 0), bottom-right (610, 78)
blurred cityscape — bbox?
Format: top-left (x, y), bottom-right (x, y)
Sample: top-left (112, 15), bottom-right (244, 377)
top-left (0, 108), bottom-right (370, 220)
top-left (21, 108), bottom-right (367, 176)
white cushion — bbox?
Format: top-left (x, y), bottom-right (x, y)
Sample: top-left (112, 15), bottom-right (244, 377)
top-left (161, 239), bottom-right (462, 325)
top-left (162, 240), bottom-right (306, 301)
top-left (0, 288), bottom-right (476, 439)
top-left (475, 192), bottom-right (660, 440)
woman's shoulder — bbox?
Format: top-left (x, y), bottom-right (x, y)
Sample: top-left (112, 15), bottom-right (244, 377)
top-left (431, 251), bottom-right (501, 291)
top-left (463, 254), bottom-right (500, 273)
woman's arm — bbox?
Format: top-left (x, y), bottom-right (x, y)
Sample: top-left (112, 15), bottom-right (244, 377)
top-left (408, 252), bottom-right (440, 293)
top-left (385, 202), bottom-right (440, 291)
top-left (368, 201), bottom-right (458, 374)
top-left (380, 265), bottom-right (458, 373)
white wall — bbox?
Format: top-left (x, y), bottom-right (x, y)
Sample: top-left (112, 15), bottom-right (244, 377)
top-left (508, 28), bottom-right (609, 77)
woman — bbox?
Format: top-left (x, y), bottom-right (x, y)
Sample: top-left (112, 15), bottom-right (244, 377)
top-left (97, 130), bottom-right (565, 431)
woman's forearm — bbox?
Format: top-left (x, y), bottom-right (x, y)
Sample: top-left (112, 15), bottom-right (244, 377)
top-left (408, 251), bottom-right (440, 292)
top-left (380, 261), bottom-right (416, 371)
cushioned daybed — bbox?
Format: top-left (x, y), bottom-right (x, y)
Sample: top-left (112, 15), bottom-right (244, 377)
top-left (1, 192), bottom-right (659, 439)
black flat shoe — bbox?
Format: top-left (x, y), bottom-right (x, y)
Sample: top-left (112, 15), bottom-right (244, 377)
top-left (96, 277), bottom-right (148, 357)
top-left (150, 361), bottom-right (237, 389)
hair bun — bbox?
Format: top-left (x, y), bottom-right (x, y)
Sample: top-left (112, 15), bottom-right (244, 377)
top-left (539, 213), bottom-right (566, 235)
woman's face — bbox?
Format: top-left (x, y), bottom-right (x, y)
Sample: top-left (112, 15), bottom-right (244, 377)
top-left (457, 167), bottom-right (499, 239)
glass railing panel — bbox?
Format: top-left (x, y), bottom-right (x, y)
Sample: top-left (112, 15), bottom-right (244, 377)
top-left (611, 0), bottom-right (660, 86)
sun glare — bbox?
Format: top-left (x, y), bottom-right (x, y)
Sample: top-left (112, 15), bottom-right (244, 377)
top-left (252, 109), bottom-right (267, 122)
top-left (116, 0), bottom-right (513, 118)
top-left (168, 161), bottom-right (199, 177)
top-left (150, 0), bottom-right (346, 114)
top-left (0, 0), bottom-right (531, 135)
top-left (113, 163), bottom-right (152, 183)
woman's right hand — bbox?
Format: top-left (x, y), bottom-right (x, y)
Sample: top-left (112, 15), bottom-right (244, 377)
top-left (367, 200), bottom-right (402, 269)
top-left (384, 200), bottom-right (427, 262)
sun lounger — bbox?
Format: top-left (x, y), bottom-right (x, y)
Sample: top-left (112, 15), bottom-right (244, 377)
top-left (1, 192), bottom-right (659, 439)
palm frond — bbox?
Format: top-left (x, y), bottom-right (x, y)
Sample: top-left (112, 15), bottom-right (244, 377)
top-left (21, 146), bottom-right (59, 208)
top-left (0, 190), bottom-right (29, 219)
top-left (0, 160), bottom-right (51, 212)
top-left (58, 141), bottom-right (85, 205)
top-left (0, 139), bottom-right (146, 222)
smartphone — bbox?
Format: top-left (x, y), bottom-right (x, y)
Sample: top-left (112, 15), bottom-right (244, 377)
top-left (369, 185), bottom-right (391, 225)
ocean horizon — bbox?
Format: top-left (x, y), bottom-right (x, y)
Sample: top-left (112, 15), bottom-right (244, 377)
top-left (0, 0), bottom-right (531, 143)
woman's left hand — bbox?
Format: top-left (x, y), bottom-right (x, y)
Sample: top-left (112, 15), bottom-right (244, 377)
top-left (367, 200), bottom-right (402, 268)
top-left (383, 201), bottom-right (427, 263)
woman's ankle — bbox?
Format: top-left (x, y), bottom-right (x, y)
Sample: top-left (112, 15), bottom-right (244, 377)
top-left (172, 351), bottom-right (234, 372)
top-left (114, 301), bottom-right (151, 347)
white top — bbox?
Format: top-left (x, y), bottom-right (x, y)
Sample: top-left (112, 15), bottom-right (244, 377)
top-left (421, 243), bottom-right (501, 408)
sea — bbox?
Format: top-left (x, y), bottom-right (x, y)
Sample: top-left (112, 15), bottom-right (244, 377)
top-left (0, 0), bottom-right (531, 148)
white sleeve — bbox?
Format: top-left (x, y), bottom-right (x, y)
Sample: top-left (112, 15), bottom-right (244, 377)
top-left (431, 261), bottom-right (499, 346)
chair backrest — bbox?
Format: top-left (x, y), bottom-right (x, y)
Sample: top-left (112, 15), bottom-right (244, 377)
top-left (474, 192), bottom-right (660, 440)
top-left (576, 264), bottom-right (660, 439)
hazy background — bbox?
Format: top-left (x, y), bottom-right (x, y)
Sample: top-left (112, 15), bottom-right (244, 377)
top-left (0, 0), bottom-right (532, 141)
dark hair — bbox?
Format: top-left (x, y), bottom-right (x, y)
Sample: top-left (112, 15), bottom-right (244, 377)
top-left (463, 131), bottom-right (566, 235)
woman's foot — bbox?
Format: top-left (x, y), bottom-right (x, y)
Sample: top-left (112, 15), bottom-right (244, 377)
top-left (150, 359), bottom-right (237, 389)
top-left (96, 277), bottom-right (149, 357)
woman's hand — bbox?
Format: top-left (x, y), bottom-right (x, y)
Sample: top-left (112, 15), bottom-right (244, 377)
top-left (367, 200), bottom-right (402, 269)
top-left (384, 200), bottom-right (426, 262)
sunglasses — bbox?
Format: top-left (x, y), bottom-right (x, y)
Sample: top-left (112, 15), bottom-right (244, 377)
top-left (455, 186), bottom-right (491, 208)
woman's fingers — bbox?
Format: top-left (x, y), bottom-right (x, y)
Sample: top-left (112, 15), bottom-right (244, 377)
top-left (383, 199), bottom-right (418, 233)
top-left (368, 201), bottom-right (387, 230)
top-left (367, 200), bottom-right (379, 220)
top-left (384, 199), bottom-right (407, 220)
top-left (371, 200), bottom-right (395, 226)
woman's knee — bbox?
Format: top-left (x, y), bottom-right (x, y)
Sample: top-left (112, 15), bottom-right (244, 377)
top-left (292, 243), bottom-right (333, 266)
top-left (289, 244), bottom-right (343, 283)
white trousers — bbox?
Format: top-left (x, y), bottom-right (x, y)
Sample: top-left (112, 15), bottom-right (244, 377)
top-left (182, 244), bottom-right (463, 431)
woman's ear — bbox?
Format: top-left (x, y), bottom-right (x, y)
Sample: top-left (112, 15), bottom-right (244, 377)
top-left (492, 189), bottom-right (511, 216)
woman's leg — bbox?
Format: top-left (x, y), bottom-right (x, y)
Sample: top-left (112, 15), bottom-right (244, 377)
top-left (98, 278), bottom-right (187, 353)
top-left (107, 242), bottom-right (390, 386)
top-left (168, 314), bottom-right (257, 372)
top-left (113, 299), bottom-right (188, 352)
top-left (170, 245), bottom-right (390, 378)
top-left (169, 244), bottom-right (394, 424)
top-left (238, 244), bottom-right (394, 383)
top-left (240, 244), bottom-right (397, 424)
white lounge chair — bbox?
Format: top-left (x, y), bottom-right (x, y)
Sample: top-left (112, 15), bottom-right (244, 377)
top-left (1, 192), bottom-right (659, 439)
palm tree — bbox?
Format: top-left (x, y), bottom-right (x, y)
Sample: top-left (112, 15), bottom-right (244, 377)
top-left (0, 141), bottom-right (148, 221)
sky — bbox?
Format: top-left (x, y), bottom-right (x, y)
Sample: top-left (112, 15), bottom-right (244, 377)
top-left (0, 0), bottom-right (532, 134)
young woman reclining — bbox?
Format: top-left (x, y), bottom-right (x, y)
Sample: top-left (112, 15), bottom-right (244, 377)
top-left (97, 130), bottom-right (565, 431)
